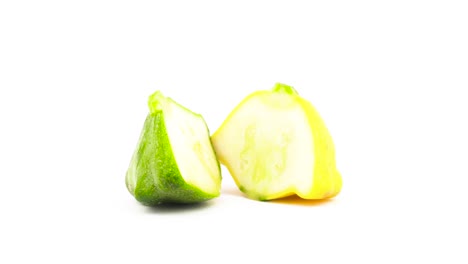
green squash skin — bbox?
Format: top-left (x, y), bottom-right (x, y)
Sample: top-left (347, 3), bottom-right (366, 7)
top-left (126, 111), bottom-right (218, 205)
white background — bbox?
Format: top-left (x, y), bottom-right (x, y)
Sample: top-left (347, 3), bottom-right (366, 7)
top-left (1, 0), bottom-right (467, 263)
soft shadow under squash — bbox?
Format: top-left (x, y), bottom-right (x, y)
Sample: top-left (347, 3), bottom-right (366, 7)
top-left (144, 200), bottom-right (215, 214)
top-left (270, 195), bottom-right (336, 206)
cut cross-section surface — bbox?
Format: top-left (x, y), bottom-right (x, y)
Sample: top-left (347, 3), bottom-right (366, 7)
top-left (212, 83), bottom-right (341, 200)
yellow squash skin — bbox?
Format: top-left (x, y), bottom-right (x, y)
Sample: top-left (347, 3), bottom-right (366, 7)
top-left (297, 96), bottom-right (342, 199)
